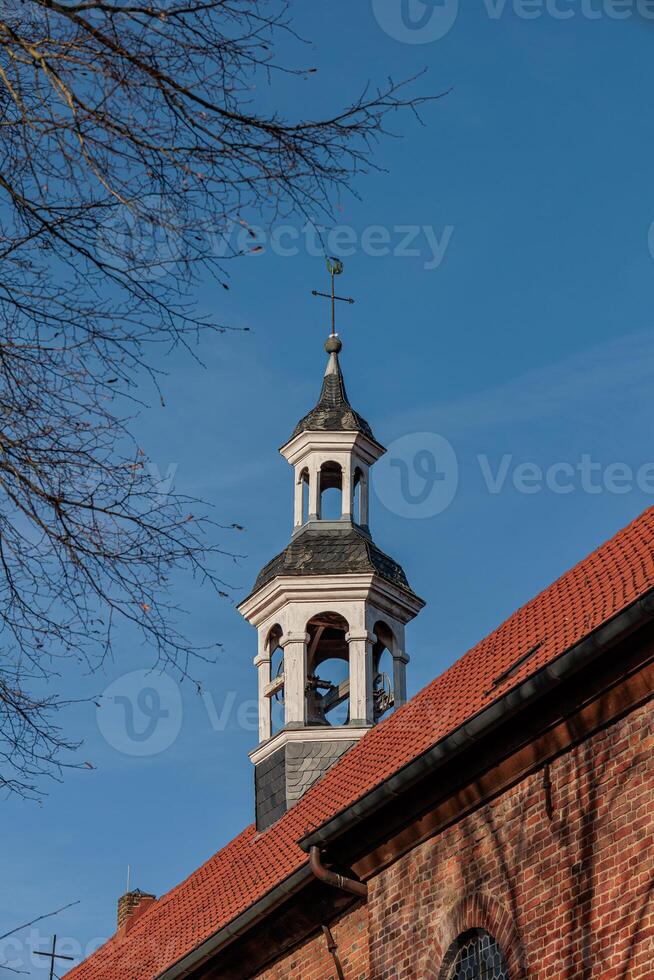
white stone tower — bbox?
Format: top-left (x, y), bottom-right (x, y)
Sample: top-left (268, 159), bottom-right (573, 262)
top-left (238, 314), bottom-right (424, 831)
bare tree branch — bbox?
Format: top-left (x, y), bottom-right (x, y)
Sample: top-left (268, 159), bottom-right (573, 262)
top-left (0, 900), bottom-right (80, 942)
top-left (0, 0), bottom-right (442, 797)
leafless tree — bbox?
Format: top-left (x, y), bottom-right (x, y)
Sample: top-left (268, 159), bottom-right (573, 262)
top-left (0, 1), bottom-right (439, 797)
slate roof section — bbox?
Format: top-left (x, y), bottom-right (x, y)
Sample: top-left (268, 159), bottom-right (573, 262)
top-left (66, 507), bottom-right (654, 980)
top-left (289, 350), bottom-right (377, 442)
top-left (285, 738), bottom-right (356, 806)
top-left (250, 524), bottom-right (417, 598)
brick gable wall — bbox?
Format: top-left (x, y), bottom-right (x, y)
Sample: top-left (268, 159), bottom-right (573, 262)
top-left (256, 698), bottom-right (653, 980)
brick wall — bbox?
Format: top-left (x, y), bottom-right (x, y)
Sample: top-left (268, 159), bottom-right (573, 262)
top-left (256, 699), bottom-right (653, 980)
top-left (257, 905), bottom-right (370, 980)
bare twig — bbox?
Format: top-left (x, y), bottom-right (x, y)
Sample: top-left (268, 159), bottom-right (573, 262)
top-left (0, 0), bottom-right (441, 796)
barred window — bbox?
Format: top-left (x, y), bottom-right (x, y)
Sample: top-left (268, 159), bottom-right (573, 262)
top-left (440, 929), bottom-right (510, 980)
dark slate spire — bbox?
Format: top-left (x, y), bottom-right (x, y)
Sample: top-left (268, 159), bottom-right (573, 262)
top-left (249, 523), bottom-right (417, 600)
top-left (290, 336), bottom-right (377, 442)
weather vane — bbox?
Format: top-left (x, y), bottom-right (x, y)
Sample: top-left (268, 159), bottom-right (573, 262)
top-left (311, 257), bottom-right (355, 338)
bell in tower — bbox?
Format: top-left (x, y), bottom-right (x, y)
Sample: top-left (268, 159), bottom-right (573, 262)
top-left (238, 264), bottom-right (424, 831)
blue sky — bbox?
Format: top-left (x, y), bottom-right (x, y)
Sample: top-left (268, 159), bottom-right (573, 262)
top-left (4, 1), bottom-right (654, 972)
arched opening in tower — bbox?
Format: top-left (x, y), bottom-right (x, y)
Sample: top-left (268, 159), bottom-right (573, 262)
top-left (319, 461), bottom-right (343, 521)
top-left (305, 612), bottom-right (350, 726)
top-left (267, 624), bottom-right (285, 734)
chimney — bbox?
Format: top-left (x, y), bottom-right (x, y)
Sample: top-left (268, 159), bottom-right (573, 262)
top-left (117, 889), bottom-right (156, 932)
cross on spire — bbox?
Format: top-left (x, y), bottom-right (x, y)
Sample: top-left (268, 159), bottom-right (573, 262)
top-left (311, 257), bottom-right (355, 337)
top-left (35, 934), bottom-right (74, 980)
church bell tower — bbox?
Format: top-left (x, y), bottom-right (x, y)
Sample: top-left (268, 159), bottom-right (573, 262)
top-left (238, 265), bottom-right (424, 831)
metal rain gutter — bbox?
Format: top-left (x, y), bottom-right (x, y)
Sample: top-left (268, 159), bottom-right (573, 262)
top-left (300, 589), bottom-right (654, 850)
top-left (156, 863), bottom-right (313, 980)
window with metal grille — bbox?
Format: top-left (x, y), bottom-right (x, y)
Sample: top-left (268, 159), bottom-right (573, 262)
top-left (439, 929), bottom-right (510, 980)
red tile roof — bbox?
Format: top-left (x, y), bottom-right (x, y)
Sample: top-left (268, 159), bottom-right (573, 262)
top-left (66, 507), bottom-right (654, 980)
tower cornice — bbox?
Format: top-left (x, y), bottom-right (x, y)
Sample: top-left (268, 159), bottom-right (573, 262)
top-left (279, 428), bottom-right (386, 467)
top-left (237, 571), bottom-right (425, 630)
top-left (249, 724), bottom-right (370, 768)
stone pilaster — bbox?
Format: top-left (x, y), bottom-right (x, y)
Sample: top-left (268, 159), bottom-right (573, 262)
top-left (280, 631), bottom-right (309, 726)
top-left (346, 630), bottom-right (376, 726)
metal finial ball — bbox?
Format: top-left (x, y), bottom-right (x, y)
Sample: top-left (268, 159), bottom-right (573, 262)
top-left (325, 335), bottom-right (342, 354)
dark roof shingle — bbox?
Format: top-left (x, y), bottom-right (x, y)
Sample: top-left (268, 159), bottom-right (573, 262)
top-left (289, 351), bottom-right (377, 442)
top-left (250, 524), bottom-right (416, 597)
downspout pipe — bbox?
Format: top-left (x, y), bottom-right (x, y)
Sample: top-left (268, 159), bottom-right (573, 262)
top-left (322, 925), bottom-right (346, 980)
top-left (156, 852), bottom-right (365, 980)
top-left (156, 864), bottom-right (314, 980)
top-left (309, 845), bottom-right (368, 899)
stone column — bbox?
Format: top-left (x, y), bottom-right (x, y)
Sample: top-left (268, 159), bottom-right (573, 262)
top-left (254, 649), bottom-right (272, 743)
top-left (346, 630), bottom-right (376, 726)
top-left (293, 470), bottom-right (303, 528)
top-left (392, 649), bottom-right (410, 709)
top-left (308, 462), bottom-right (320, 520)
top-left (280, 632), bottom-right (309, 727)
top-left (360, 473), bottom-right (369, 526)
top-left (342, 457), bottom-right (353, 520)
